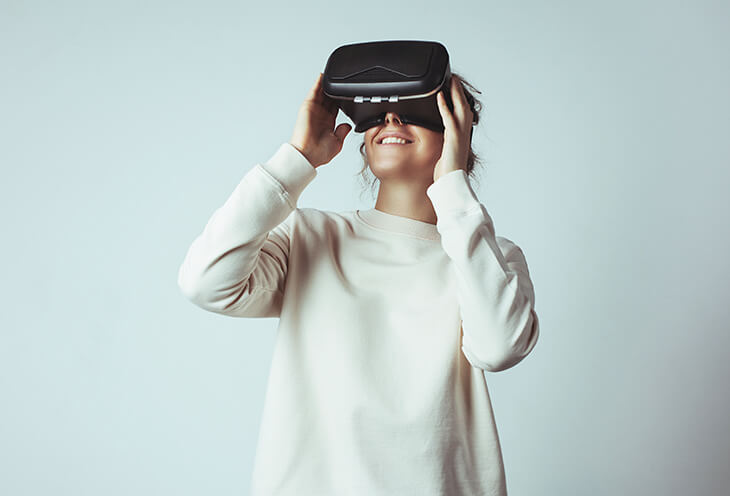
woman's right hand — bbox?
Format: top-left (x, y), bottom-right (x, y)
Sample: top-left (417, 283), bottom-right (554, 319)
top-left (289, 72), bottom-right (352, 168)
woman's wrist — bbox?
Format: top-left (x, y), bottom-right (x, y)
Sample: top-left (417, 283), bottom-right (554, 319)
top-left (288, 141), bottom-right (318, 168)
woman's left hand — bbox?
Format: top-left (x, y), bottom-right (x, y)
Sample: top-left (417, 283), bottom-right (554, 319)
top-left (432, 75), bottom-right (474, 183)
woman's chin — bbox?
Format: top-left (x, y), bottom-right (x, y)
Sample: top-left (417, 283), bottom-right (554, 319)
top-left (370, 157), bottom-right (410, 171)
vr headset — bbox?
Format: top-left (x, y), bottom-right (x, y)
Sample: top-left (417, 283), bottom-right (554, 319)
top-left (322, 40), bottom-right (472, 140)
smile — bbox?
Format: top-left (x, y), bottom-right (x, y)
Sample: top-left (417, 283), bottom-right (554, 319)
top-left (378, 137), bottom-right (413, 145)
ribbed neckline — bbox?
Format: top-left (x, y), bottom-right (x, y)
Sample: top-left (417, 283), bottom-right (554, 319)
top-left (355, 207), bottom-right (441, 242)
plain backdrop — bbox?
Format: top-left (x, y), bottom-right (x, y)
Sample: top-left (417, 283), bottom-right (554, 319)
top-left (2, 1), bottom-right (729, 495)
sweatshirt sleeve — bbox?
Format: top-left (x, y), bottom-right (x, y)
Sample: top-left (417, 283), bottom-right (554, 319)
top-left (425, 169), bottom-right (540, 372)
top-left (177, 142), bottom-right (317, 318)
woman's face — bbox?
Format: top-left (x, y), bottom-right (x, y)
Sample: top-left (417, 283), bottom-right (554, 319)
top-left (363, 112), bottom-right (444, 184)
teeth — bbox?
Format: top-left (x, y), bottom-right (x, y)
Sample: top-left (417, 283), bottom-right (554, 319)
top-left (380, 137), bottom-right (410, 144)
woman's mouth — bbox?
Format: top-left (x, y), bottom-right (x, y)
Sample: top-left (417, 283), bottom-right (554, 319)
top-left (378, 137), bottom-right (413, 145)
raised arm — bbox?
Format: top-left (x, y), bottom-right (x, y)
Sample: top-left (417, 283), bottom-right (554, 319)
top-left (426, 169), bottom-right (540, 372)
top-left (177, 143), bottom-right (317, 318)
top-left (177, 72), bottom-right (352, 318)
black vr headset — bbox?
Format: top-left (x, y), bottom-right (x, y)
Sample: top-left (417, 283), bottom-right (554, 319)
top-left (322, 40), bottom-right (473, 140)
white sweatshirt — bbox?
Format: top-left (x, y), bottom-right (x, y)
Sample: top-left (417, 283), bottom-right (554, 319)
top-left (177, 142), bottom-right (540, 496)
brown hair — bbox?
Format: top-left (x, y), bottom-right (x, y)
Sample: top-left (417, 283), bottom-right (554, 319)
top-left (355, 72), bottom-right (485, 201)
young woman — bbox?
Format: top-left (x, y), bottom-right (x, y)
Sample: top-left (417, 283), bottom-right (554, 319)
top-left (177, 72), bottom-right (540, 496)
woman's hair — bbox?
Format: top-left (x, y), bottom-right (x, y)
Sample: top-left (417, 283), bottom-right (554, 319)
top-left (355, 71), bottom-right (485, 201)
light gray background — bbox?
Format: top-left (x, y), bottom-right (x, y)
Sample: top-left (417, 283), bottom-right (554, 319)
top-left (2, 1), bottom-right (729, 495)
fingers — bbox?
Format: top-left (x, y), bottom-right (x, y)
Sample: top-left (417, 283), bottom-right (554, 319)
top-left (307, 73), bottom-right (322, 96)
top-left (436, 90), bottom-right (455, 132)
top-left (307, 72), bottom-right (337, 114)
top-left (306, 73), bottom-right (325, 105)
top-left (450, 75), bottom-right (471, 124)
top-left (438, 75), bottom-right (476, 146)
top-left (334, 122), bottom-right (351, 142)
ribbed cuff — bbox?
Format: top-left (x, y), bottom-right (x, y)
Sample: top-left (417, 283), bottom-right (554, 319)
top-left (426, 169), bottom-right (481, 215)
top-left (259, 142), bottom-right (318, 206)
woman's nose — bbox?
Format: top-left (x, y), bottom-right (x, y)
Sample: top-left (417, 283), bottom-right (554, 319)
top-left (384, 112), bottom-right (403, 125)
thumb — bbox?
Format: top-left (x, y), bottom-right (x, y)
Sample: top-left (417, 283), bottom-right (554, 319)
top-left (334, 122), bottom-right (352, 142)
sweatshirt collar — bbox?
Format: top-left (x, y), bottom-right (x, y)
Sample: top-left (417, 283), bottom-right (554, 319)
top-left (356, 207), bottom-right (441, 241)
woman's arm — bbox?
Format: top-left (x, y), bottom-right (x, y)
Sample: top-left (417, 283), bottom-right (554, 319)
top-left (178, 73), bottom-right (350, 319)
top-left (426, 169), bottom-right (540, 372)
top-left (177, 143), bottom-right (317, 318)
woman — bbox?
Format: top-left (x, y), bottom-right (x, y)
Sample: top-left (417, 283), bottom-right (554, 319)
top-left (177, 72), bottom-right (540, 496)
